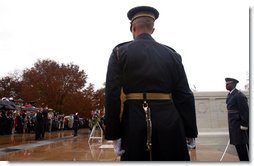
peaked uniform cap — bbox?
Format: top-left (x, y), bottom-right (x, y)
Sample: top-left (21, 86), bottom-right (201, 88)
top-left (225, 77), bottom-right (239, 84)
top-left (127, 6), bottom-right (159, 22)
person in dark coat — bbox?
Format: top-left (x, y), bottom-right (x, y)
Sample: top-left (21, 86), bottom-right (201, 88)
top-left (42, 108), bottom-right (48, 138)
top-left (73, 113), bottom-right (79, 136)
top-left (225, 77), bottom-right (249, 161)
top-left (105, 6), bottom-right (198, 161)
top-left (16, 113), bottom-right (24, 134)
top-left (5, 111), bottom-right (13, 135)
top-left (35, 108), bottom-right (44, 140)
top-left (0, 111), bottom-right (7, 135)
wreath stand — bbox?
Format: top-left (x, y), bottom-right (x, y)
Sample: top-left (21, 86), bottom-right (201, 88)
top-left (88, 122), bottom-right (103, 143)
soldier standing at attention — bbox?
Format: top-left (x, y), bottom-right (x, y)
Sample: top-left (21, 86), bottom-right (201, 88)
top-left (225, 77), bottom-right (249, 161)
top-left (105, 6), bottom-right (198, 161)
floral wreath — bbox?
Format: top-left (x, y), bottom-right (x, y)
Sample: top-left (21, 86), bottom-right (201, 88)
top-left (90, 110), bottom-right (101, 127)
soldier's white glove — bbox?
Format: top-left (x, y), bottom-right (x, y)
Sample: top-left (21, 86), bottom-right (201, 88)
top-left (240, 125), bottom-right (248, 130)
top-left (186, 138), bottom-right (196, 149)
top-left (113, 138), bottom-right (125, 156)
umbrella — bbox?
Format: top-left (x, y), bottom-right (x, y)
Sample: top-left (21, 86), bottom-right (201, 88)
top-left (21, 104), bottom-right (37, 112)
top-left (22, 107), bottom-right (37, 112)
top-left (0, 99), bottom-right (16, 110)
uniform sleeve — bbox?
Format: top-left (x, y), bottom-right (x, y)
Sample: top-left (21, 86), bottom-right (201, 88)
top-left (237, 93), bottom-right (249, 127)
top-left (172, 54), bottom-right (198, 138)
top-left (104, 47), bottom-right (122, 140)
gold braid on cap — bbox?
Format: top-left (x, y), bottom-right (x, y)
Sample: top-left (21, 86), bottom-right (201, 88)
top-left (131, 13), bottom-right (155, 22)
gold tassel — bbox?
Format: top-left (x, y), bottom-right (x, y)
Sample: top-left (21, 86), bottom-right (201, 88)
top-left (120, 88), bottom-right (126, 120)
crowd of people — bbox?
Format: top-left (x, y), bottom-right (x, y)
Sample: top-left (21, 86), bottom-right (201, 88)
top-left (0, 4), bottom-right (250, 160)
top-left (0, 97), bottom-right (90, 139)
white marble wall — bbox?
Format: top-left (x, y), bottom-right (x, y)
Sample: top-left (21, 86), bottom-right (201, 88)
top-left (193, 91), bottom-right (249, 132)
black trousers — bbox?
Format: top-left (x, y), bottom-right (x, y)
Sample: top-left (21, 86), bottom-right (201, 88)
top-left (235, 144), bottom-right (249, 161)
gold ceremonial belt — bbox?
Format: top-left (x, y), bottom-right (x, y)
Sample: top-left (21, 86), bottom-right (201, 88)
top-left (126, 93), bottom-right (172, 100)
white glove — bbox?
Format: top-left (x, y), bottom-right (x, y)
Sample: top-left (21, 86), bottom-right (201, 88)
top-left (240, 125), bottom-right (248, 130)
top-left (113, 138), bottom-right (125, 156)
top-left (186, 138), bottom-right (196, 149)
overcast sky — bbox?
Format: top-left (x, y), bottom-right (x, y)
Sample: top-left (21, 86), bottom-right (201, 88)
top-left (0, 0), bottom-right (251, 92)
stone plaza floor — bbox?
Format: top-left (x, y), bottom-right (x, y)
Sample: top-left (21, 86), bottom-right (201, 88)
top-left (0, 128), bottom-right (242, 162)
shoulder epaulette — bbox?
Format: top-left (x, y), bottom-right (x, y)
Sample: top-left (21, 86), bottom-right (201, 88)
top-left (162, 44), bottom-right (182, 62)
top-left (113, 41), bottom-right (132, 61)
top-left (163, 44), bottom-right (176, 52)
top-left (115, 41), bottom-right (132, 48)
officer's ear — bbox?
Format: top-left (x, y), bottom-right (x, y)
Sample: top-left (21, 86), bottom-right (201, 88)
top-left (151, 28), bottom-right (155, 34)
top-left (132, 25), bottom-right (137, 33)
top-left (130, 23), bottom-right (133, 32)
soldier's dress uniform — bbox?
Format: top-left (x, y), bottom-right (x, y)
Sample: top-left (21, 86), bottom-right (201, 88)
top-left (225, 78), bottom-right (249, 161)
top-left (105, 6), bottom-right (198, 161)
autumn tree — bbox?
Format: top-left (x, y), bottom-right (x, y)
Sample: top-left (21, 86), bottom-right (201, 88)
top-left (1, 59), bottom-right (105, 118)
top-left (57, 82), bottom-right (104, 118)
top-left (20, 59), bottom-right (87, 113)
top-left (93, 87), bottom-right (105, 116)
top-left (81, 83), bottom-right (97, 117)
top-left (62, 91), bottom-right (88, 117)
top-left (0, 74), bottom-right (22, 99)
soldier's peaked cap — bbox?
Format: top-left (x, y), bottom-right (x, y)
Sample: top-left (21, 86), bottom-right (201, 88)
top-left (225, 77), bottom-right (239, 84)
top-left (127, 6), bottom-right (159, 22)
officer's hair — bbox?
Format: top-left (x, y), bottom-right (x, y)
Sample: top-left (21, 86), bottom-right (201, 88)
top-left (133, 17), bottom-right (154, 31)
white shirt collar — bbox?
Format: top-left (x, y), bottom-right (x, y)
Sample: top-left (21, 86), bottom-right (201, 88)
top-left (230, 88), bottom-right (236, 94)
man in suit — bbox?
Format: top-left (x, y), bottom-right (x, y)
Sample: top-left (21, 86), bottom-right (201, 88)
top-left (225, 77), bottom-right (249, 161)
top-left (105, 6), bottom-right (198, 161)
top-left (73, 113), bottom-right (79, 136)
top-left (35, 108), bottom-right (44, 140)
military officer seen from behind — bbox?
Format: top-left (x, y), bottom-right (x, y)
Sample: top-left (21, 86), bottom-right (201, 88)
top-left (225, 78), bottom-right (249, 161)
top-left (105, 6), bottom-right (198, 161)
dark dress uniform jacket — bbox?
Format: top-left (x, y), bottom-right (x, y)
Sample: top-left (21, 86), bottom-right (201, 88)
top-left (105, 33), bottom-right (198, 161)
top-left (226, 89), bottom-right (249, 145)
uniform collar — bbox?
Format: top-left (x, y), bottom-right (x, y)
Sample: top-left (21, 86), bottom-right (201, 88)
top-left (229, 88), bottom-right (237, 94)
top-left (135, 33), bottom-right (155, 41)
